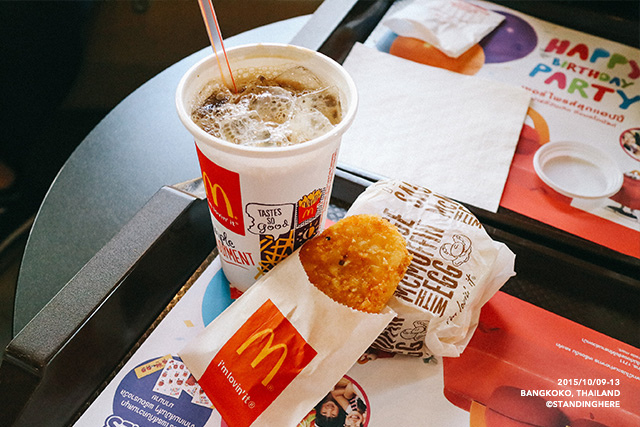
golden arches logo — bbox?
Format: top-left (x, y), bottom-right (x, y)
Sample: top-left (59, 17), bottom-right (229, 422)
top-left (203, 171), bottom-right (235, 219)
top-left (204, 299), bottom-right (316, 420)
top-left (236, 328), bottom-right (288, 386)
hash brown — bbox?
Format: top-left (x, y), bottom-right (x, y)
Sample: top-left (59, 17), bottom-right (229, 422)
top-left (299, 214), bottom-right (411, 313)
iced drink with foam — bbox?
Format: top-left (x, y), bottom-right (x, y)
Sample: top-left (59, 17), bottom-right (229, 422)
top-left (192, 65), bottom-right (342, 147)
top-left (176, 44), bottom-right (358, 291)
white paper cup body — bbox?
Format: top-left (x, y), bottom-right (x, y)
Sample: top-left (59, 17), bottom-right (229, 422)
top-left (176, 44), bottom-right (357, 291)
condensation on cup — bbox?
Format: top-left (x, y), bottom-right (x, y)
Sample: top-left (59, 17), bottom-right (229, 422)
top-left (176, 43), bottom-right (358, 291)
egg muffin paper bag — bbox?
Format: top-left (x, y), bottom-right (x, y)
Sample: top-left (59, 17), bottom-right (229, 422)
top-left (347, 179), bottom-right (516, 358)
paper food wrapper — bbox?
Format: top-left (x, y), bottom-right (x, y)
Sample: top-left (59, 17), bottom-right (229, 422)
top-left (179, 251), bottom-right (396, 427)
top-left (383, 0), bottom-right (504, 58)
top-left (347, 179), bottom-right (516, 358)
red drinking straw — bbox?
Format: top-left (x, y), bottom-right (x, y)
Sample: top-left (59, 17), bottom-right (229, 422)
top-left (197, 0), bottom-right (238, 93)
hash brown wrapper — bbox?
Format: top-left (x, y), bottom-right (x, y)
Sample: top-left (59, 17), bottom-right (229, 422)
top-left (179, 251), bottom-right (396, 427)
top-left (347, 179), bottom-right (516, 358)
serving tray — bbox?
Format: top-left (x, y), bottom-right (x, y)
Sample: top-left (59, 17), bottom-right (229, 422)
top-left (1, 168), bottom-right (638, 426)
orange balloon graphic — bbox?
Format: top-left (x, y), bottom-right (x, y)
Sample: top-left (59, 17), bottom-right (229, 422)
top-left (389, 36), bottom-right (485, 75)
top-left (526, 107), bottom-right (550, 145)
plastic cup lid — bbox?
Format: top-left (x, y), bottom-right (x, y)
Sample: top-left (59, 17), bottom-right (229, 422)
top-left (533, 141), bottom-right (623, 199)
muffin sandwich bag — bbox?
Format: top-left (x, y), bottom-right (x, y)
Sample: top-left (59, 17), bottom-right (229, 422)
top-left (347, 179), bottom-right (516, 358)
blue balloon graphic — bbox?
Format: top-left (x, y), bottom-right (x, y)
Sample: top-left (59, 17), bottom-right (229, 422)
top-left (202, 269), bottom-right (234, 326)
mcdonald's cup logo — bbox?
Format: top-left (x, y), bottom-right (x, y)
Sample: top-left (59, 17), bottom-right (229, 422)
top-left (297, 189), bottom-right (323, 225)
top-left (196, 146), bottom-right (245, 235)
top-left (199, 300), bottom-right (316, 427)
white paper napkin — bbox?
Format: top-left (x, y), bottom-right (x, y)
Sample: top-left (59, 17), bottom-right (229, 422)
top-left (383, 0), bottom-right (505, 58)
top-left (339, 43), bottom-right (531, 212)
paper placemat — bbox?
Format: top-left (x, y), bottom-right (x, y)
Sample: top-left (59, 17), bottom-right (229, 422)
top-left (339, 43), bottom-right (531, 212)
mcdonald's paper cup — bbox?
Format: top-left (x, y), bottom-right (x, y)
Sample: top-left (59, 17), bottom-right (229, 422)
top-left (176, 44), bottom-right (358, 291)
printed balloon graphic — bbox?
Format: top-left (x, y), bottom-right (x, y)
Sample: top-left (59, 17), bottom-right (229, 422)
top-left (515, 107), bottom-right (550, 156)
top-left (389, 36), bottom-right (485, 75)
top-left (202, 269), bottom-right (234, 326)
top-left (375, 30), bottom-right (485, 75)
top-left (480, 12), bottom-right (538, 63)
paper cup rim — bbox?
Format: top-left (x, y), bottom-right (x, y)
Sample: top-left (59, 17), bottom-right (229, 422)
top-left (533, 140), bottom-right (623, 199)
top-left (175, 43), bottom-right (358, 158)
